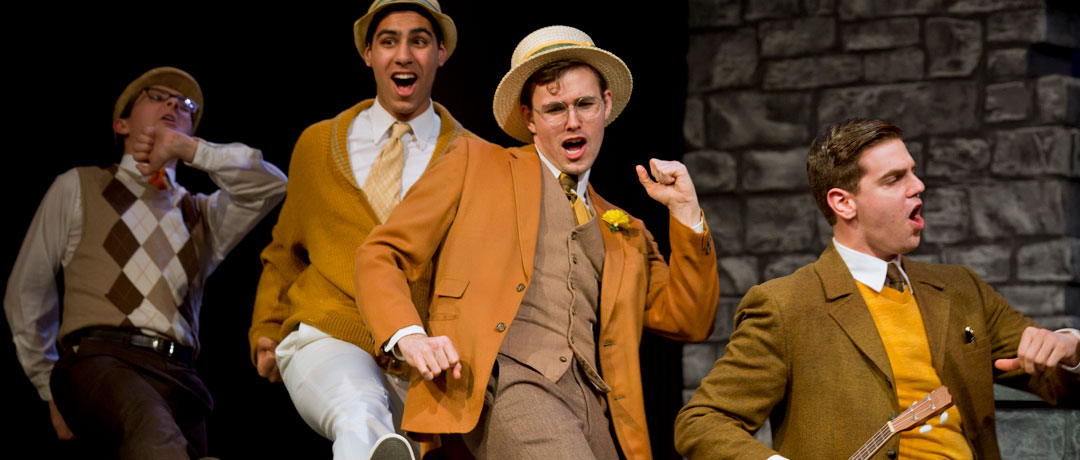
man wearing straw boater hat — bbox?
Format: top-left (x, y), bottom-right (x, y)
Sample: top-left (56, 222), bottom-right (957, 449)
top-left (5, 66), bottom-right (286, 458)
top-left (355, 26), bottom-right (720, 459)
top-left (248, 0), bottom-right (475, 459)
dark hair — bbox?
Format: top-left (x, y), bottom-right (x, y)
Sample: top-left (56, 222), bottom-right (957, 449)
top-left (365, 4), bottom-right (443, 49)
top-left (807, 118), bottom-right (903, 225)
top-left (519, 59), bottom-right (607, 109)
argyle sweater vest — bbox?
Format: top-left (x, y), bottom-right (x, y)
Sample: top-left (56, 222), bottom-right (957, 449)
top-left (499, 167), bottom-right (608, 391)
top-left (59, 165), bottom-right (209, 351)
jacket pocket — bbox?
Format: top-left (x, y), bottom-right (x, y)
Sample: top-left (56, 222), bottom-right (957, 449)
top-left (429, 278), bottom-right (469, 320)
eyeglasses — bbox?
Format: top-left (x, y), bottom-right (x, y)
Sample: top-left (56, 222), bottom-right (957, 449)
top-left (533, 96), bottom-right (603, 126)
top-left (143, 87), bottom-right (199, 114)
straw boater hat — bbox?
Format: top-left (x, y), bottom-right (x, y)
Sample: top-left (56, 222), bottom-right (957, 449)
top-left (493, 25), bottom-right (633, 143)
top-left (353, 0), bottom-right (458, 59)
top-left (113, 66), bottom-right (204, 133)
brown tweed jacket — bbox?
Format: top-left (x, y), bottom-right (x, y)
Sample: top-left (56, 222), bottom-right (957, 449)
top-left (675, 244), bottom-right (1078, 460)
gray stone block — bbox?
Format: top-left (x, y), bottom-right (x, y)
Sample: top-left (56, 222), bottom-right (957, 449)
top-left (759, 17), bottom-right (836, 57)
top-left (995, 409), bottom-right (1070, 460)
top-left (970, 180), bottom-right (1067, 238)
top-left (819, 81), bottom-right (978, 137)
top-left (743, 148), bottom-right (809, 191)
top-left (986, 48), bottom-right (1029, 82)
top-left (708, 297), bottom-right (741, 343)
top-left (998, 285), bottom-right (1066, 316)
top-left (926, 137), bottom-right (990, 179)
top-left (922, 187), bottom-right (969, 244)
top-left (745, 0), bottom-right (800, 21)
top-left (816, 212), bottom-right (832, 249)
top-left (718, 256), bottom-right (759, 296)
top-left (764, 55), bottom-right (863, 90)
top-left (993, 383), bottom-right (1046, 402)
top-left (864, 47), bottom-right (925, 83)
top-left (1017, 238), bottom-right (1078, 282)
top-left (992, 127), bottom-right (1074, 177)
top-left (1036, 75), bottom-right (1080, 126)
top-left (685, 97), bottom-right (705, 149)
top-left (837, 0), bottom-right (943, 20)
top-left (688, 0), bottom-right (742, 28)
top-left (804, 0), bottom-right (835, 16)
top-left (702, 197), bottom-right (743, 255)
top-left (763, 254), bottom-right (818, 280)
top-left (926, 18), bottom-right (982, 78)
top-left (688, 28), bottom-right (758, 91)
top-left (907, 141), bottom-right (925, 173)
top-left (988, 8), bottom-right (1080, 48)
top-left (906, 253), bottom-right (941, 264)
top-left (985, 81), bottom-right (1032, 123)
top-left (682, 389), bottom-right (696, 406)
top-left (842, 17), bottom-right (920, 51)
top-left (685, 150), bottom-right (737, 194)
top-left (746, 195), bottom-right (819, 253)
top-left (708, 91), bottom-right (812, 149)
top-left (943, 244), bottom-right (1011, 283)
top-left (948, 0), bottom-right (1042, 13)
top-left (682, 343), bottom-right (719, 387)
top-left (1034, 314), bottom-right (1080, 330)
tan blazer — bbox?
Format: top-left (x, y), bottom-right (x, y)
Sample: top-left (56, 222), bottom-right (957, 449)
top-left (675, 244), bottom-right (1078, 460)
top-left (356, 138), bottom-right (720, 460)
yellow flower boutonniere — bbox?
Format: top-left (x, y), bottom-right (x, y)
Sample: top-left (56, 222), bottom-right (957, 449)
top-left (601, 209), bottom-right (630, 233)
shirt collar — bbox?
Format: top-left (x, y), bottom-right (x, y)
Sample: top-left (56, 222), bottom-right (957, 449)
top-left (368, 99), bottom-right (438, 151)
top-left (534, 144), bottom-right (591, 200)
top-left (119, 154), bottom-right (177, 185)
top-left (832, 238), bottom-right (911, 293)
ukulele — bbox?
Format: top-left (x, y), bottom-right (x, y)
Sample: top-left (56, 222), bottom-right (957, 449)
top-left (847, 386), bottom-right (954, 460)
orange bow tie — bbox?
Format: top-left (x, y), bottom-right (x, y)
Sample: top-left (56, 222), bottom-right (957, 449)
top-left (148, 168), bottom-right (169, 190)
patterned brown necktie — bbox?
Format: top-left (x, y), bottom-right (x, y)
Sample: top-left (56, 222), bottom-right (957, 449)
top-left (364, 122), bottom-right (411, 222)
top-left (885, 263), bottom-right (907, 292)
top-left (558, 173), bottom-right (591, 225)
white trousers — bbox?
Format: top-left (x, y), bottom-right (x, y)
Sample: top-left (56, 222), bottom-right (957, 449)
top-left (276, 323), bottom-right (410, 459)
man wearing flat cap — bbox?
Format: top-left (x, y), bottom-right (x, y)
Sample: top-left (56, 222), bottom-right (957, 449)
top-left (248, 0), bottom-right (476, 458)
top-left (4, 66), bottom-right (287, 458)
top-left (355, 26), bottom-right (720, 459)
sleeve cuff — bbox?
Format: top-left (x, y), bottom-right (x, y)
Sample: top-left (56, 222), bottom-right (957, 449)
top-left (385, 325), bottom-right (427, 359)
top-left (766, 455), bottom-right (790, 460)
top-left (1055, 328), bottom-right (1080, 374)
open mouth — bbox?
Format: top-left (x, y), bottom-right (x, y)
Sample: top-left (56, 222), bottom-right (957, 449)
top-left (161, 114), bottom-right (176, 126)
top-left (909, 204), bottom-right (925, 229)
top-left (392, 73), bottom-right (417, 91)
top-left (562, 138), bottom-right (586, 156)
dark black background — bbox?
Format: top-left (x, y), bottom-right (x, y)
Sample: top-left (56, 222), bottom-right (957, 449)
top-left (4, 3), bottom-right (691, 458)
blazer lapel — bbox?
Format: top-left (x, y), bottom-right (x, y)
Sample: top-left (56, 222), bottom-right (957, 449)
top-left (819, 245), bottom-right (896, 384)
top-left (905, 257), bottom-right (951, 374)
top-left (588, 186), bottom-right (624, 327)
top-left (508, 146), bottom-right (541, 278)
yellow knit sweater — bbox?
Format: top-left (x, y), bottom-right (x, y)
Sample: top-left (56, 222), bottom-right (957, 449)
top-left (248, 99), bottom-right (475, 364)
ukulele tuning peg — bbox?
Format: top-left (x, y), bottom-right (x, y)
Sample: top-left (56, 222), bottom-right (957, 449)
top-left (919, 424), bottom-right (933, 434)
top-left (939, 412), bottom-right (948, 425)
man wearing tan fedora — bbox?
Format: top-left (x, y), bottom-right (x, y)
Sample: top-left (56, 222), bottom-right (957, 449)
top-left (4, 66), bottom-right (287, 458)
top-left (247, 1), bottom-right (476, 459)
top-left (355, 25), bottom-right (720, 459)
top-left (675, 118), bottom-right (1079, 460)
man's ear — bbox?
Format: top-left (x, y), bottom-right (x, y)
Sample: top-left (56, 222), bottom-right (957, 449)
top-left (363, 45), bottom-right (373, 67)
top-left (827, 188), bottom-right (857, 222)
top-left (602, 88), bottom-right (613, 121)
top-left (437, 42), bottom-right (448, 67)
top-left (113, 118), bottom-right (130, 136)
top-left (521, 105), bottom-right (537, 135)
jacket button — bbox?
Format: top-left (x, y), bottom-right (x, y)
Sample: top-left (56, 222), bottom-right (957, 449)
top-left (495, 322), bottom-right (506, 332)
top-left (572, 255), bottom-right (578, 264)
top-left (516, 283), bottom-right (525, 292)
top-left (886, 449), bottom-right (897, 459)
top-left (560, 356), bottom-right (568, 362)
top-left (571, 233), bottom-right (578, 240)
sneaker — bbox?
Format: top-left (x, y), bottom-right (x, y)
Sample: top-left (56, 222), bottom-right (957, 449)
top-left (367, 433), bottom-right (416, 460)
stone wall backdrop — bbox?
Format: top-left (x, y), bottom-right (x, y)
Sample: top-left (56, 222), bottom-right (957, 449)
top-left (682, 0), bottom-right (1079, 457)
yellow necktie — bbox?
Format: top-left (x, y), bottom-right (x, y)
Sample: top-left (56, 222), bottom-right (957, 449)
top-left (559, 173), bottom-right (592, 225)
top-left (365, 122), bottom-right (411, 222)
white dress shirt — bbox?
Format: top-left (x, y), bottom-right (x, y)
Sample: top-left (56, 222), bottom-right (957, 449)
top-left (347, 99), bottom-right (439, 196)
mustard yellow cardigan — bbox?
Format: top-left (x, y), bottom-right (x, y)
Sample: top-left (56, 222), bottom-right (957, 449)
top-left (248, 99), bottom-right (475, 364)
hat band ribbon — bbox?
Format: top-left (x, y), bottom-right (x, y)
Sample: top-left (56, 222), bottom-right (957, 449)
top-left (519, 40), bottom-right (594, 64)
top-left (371, 0), bottom-right (440, 13)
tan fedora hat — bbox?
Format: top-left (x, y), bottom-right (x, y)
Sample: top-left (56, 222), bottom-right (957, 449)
top-left (493, 25), bottom-right (633, 143)
top-left (113, 67), bottom-right (204, 133)
top-left (353, 0), bottom-right (457, 59)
